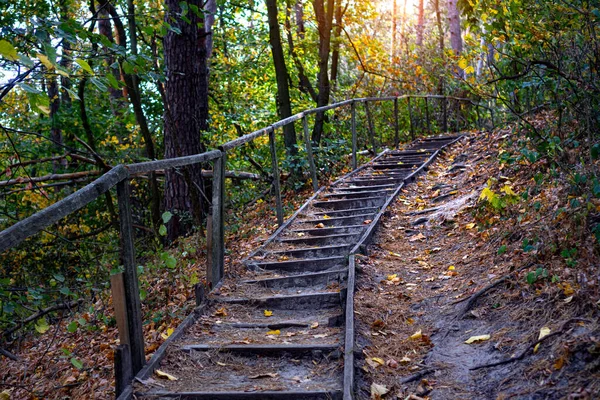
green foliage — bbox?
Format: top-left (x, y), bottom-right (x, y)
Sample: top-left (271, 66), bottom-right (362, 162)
top-left (526, 267), bottom-right (549, 285)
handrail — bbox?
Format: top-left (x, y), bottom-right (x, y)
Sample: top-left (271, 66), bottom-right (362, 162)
top-left (0, 93), bottom-right (496, 395)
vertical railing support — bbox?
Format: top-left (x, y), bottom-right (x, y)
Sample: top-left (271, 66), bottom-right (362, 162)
top-left (424, 97), bottom-right (431, 134)
top-left (116, 179), bottom-right (145, 376)
top-left (303, 115), bottom-right (319, 193)
top-left (476, 106), bottom-right (481, 131)
top-left (210, 151), bottom-right (225, 288)
top-left (268, 127), bottom-right (284, 226)
top-left (442, 97), bottom-right (448, 132)
top-left (364, 101), bottom-right (377, 154)
top-left (351, 101), bottom-right (357, 170)
top-left (393, 97), bottom-right (399, 148)
top-left (455, 99), bottom-right (460, 133)
top-left (407, 97), bottom-right (415, 140)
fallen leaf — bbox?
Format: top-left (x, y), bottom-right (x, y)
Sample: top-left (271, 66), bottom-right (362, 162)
top-left (249, 373), bottom-right (278, 379)
top-left (465, 334), bottom-right (490, 344)
top-left (448, 265), bottom-right (455, 271)
top-left (266, 330), bottom-right (280, 335)
top-left (534, 327), bottom-right (551, 353)
top-left (371, 382), bottom-right (389, 399)
top-left (564, 296), bottom-right (573, 303)
top-left (371, 357), bottom-right (385, 366)
top-left (399, 356), bottom-right (412, 363)
top-left (465, 222), bottom-right (476, 229)
top-left (297, 232), bottom-right (305, 237)
top-left (313, 334), bottom-right (328, 338)
top-left (310, 322), bottom-right (319, 329)
top-left (322, 215), bottom-right (331, 219)
top-left (386, 359), bottom-right (398, 368)
top-left (214, 307), bottom-right (227, 317)
top-left (389, 252), bottom-right (402, 258)
top-left (386, 274), bottom-right (398, 281)
top-left (161, 327), bottom-right (174, 340)
top-left (410, 330), bottom-right (422, 340)
top-left (372, 319), bottom-right (385, 329)
top-left (216, 362), bottom-right (228, 366)
top-left (363, 219), bottom-right (373, 224)
top-left (264, 310), bottom-right (273, 317)
top-left (409, 233), bottom-right (426, 242)
top-left (155, 370), bottom-right (178, 381)
top-left (315, 223), bottom-right (325, 228)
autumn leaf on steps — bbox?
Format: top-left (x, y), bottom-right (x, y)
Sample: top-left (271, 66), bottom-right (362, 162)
top-left (266, 329), bottom-right (280, 335)
top-left (161, 327), bottom-right (174, 340)
top-left (409, 233), bottom-right (426, 242)
top-left (371, 382), bottom-right (389, 399)
top-left (214, 307), bottom-right (227, 317)
top-left (264, 310), bottom-right (273, 317)
top-left (533, 327), bottom-right (551, 353)
top-left (465, 334), bottom-right (490, 344)
top-left (155, 370), bottom-right (178, 381)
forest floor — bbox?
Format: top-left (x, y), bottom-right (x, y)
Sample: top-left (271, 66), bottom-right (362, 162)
top-left (355, 122), bottom-right (600, 399)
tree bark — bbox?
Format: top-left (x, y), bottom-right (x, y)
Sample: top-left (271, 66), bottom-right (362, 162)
top-left (285, 4), bottom-right (318, 102)
top-left (163, 0), bottom-right (209, 240)
top-left (447, 0), bottom-right (465, 77)
top-left (416, 0), bottom-right (424, 47)
top-left (330, 0), bottom-right (343, 89)
top-left (311, 0), bottom-right (335, 144)
top-left (265, 0), bottom-right (298, 164)
top-left (391, 0), bottom-right (397, 59)
top-left (205, 0), bottom-right (217, 59)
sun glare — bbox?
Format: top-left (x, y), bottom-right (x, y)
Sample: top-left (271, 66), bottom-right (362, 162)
top-left (378, 0), bottom-right (420, 17)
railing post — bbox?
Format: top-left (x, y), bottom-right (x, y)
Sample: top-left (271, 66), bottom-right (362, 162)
top-left (211, 152), bottom-right (225, 288)
top-left (364, 101), bottom-right (377, 153)
top-left (303, 115), bottom-right (318, 192)
top-left (393, 97), bottom-right (399, 148)
top-left (407, 97), bottom-right (415, 140)
top-left (476, 106), bottom-right (481, 131)
top-left (116, 179), bottom-right (145, 376)
top-left (424, 97), bottom-right (431, 134)
top-left (351, 101), bottom-right (357, 170)
top-left (268, 127), bottom-right (284, 226)
top-left (442, 97), bottom-right (448, 132)
top-left (455, 99), bottom-right (460, 133)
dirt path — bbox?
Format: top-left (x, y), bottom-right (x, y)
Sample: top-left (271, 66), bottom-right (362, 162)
top-left (356, 132), bottom-right (600, 399)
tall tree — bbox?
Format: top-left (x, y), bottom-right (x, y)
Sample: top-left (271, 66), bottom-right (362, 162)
top-left (265, 0), bottom-right (298, 162)
top-left (330, 0), bottom-right (344, 89)
top-left (163, 0), bottom-right (209, 239)
top-left (416, 0), bottom-right (424, 47)
top-left (447, 0), bottom-right (464, 77)
top-left (311, 0), bottom-right (335, 143)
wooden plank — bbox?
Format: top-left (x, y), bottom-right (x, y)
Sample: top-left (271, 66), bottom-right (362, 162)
top-left (114, 344), bottom-right (132, 398)
top-left (0, 164), bottom-right (128, 253)
top-left (351, 101), bottom-right (357, 170)
top-left (110, 273), bottom-right (130, 346)
top-left (270, 112), bottom-right (304, 130)
top-left (126, 150), bottom-right (221, 175)
top-left (268, 128), bottom-right (284, 226)
top-left (343, 255), bottom-right (356, 400)
top-left (393, 97), bottom-right (399, 148)
top-left (116, 179), bottom-right (145, 375)
top-left (407, 97), bottom-right (415, 140)
top-left (211, 153), bottom-right (226, 288)
top-left (303, 115), bottom-right (319, 193)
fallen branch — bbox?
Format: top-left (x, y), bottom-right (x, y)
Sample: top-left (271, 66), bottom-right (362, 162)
top-left (2, 299), bottom-right (84, 340)
top-left (0, 347), bottom-right (19, 361)
top-left (407, 207), bottom-right (441, 216)
top-left (456, 263), bottom-right (532, 318)
top-left (470, 318), bottom-right (591, 370)
top-left (400, 368), bottom-right (435, 384)
top-left (0, 170), bottom-right (102, 187)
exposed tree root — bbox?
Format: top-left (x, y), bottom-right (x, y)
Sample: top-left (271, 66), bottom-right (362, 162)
top-left (470, 318), bottom-right (591, 371)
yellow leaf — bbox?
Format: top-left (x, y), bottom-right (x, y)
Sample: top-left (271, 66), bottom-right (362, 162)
top-left (448, 265), bottom-right (455, 271)
top-left (214, 307), bottom-right (227, 317)
top-left (386, 274), bottom-right (398, 281)
top-left (155, 369), bottom-right (178, 381)
top-left (37, 53), bottom-right (54, 70)
top-left (501, 185), bottom-right (516, 196)
top-left (534, 327), bottom-right (551, 353)
top-left (465, 223), bottom-right (475, 230)
top-left (409, 330), bottom-right (422, 340)
top-left (371, 357), bottom-right (385, 366)
top-left (465, 334), bottom-right (490, 344)
top-left (310, 322), bottom-right (319, 329)
top-left (315, 223), bottom-right (325, 228)
top-left (160, 327), bottom-right (174, 340)
top-left (400, 356), bottom-right (411, 363)
top-left (322, 215), bottom-right (331, 219)
top-left (264, 310), bottom-right (273, 317)
top-left (465, 65), bottom-right (475, 75)
top-left (389, 252), bottom-right (402, 258)
top-left (266, 329), bottom-right (280, 335)
top-left (458, 57), bottom-right (469, 70)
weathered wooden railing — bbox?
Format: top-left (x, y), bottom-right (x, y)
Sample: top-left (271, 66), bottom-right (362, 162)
top-left (0, 94), bottom-right (494, 396)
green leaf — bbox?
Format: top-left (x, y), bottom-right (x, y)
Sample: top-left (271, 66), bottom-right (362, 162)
top-left (78, 318), bottom-right (87, 326)
top-left (0, 39), bottom-right (18, 61)
top-left (67, 321), bottom-right (78, 333)
top-left (159, 225), bottom-right (167, 236)
top-left (19, 83), bottom-right (42, 94)
top-left (526, 272), bottom-right (536, 285)
top-left (497, 245), bottom-right (507, 255)
top-left (75, 58), bottom-right (94, 74)
top-left (35, 318), bottom-right (50, 334)
top-left (162, 211), bottom-right (173, 224)
top-left (70, 357), bottom-right (84, 370)
top-left (54, 273), bottom-right (65, 283)
top-left (165, 255), bottom-right (176, 269)
top-left (106, 72), bottom-right (120, 89)
top-left (89, 77), bottom-right (107, 91)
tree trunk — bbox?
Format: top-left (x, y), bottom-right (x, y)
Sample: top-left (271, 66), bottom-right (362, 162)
top-left (391, 0), bottom-right (397, 59)
top-left (205, 0), bottom-right (217, 59)
top-left (295, 0), bottom-right (305, 39)
top-left (163, 0), bottom-right (209, 240)
top-left (311, 0), bottom-right (335, 144)
top-left (433, 0), bottom-right (445, 94)
top-left (265, 0), bottom-right (298, 163)
top-left (416, 0), bottom-right (424, 47)
top-left (447, 0), bottom-right (464, 77)
top-left (330, 0), bottom-right (343, 89)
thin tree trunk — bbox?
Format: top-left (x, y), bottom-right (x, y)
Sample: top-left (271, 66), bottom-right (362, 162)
top-left (447, 0), bottom-right (464, 77)
top-left (391, 0), bottom-right (397, 59)
top-left (311, 0), bottom-right (335, 144)
top-left (163, 0), bottom-right (209, 240)
top-left (205, 0), bottom-right (217, 59)
top-left (416, 0), bottom-right (424, 47)
top-left (433, 0), bottom-right (445, 94)
top-left (295, 0), bottom-right (305, 39)
top-left (285, 4), bottom-right (318, 102)
top-left (330, 0), bottom-right (343, 89)
top-left (266, 0), bottom-right (298, 164)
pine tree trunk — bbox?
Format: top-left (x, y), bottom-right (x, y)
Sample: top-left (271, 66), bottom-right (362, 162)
top-left (163, 0), bottom-right (209, 240)
top-left (311, 0), bottom-right (335, 144)
top-left (266, 0), bottom-right (298, 165)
